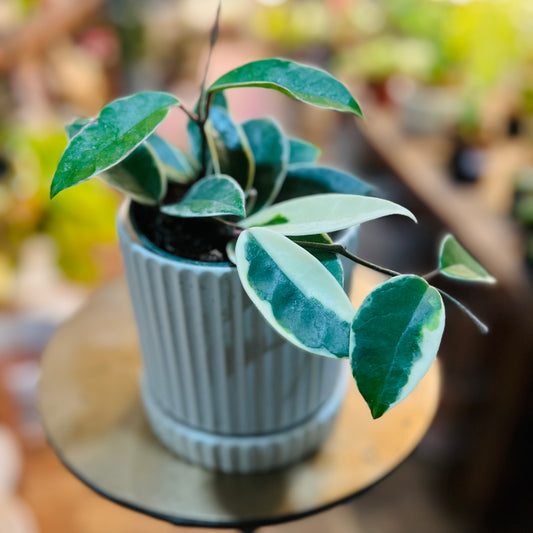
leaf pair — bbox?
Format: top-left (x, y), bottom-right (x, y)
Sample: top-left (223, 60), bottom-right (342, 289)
top-left (235, 228), bottom-right (445, 419)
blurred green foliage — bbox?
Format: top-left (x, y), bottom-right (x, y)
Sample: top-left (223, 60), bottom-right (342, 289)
top-left (1, 127), bottom-right (119, 284)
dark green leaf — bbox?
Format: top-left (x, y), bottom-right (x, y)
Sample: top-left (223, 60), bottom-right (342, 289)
top-left (288, 138), bottom-right (321, 164)
top-left (161, 174), bottom-right (245, 218)
top-left (351, 275), bottom-right (445, 419)
top-left (205, 107), bottom-right (255, 190)
top-left (242, 118), bottom-right (289, 210)
top-left (146, 134), bottom-right (197, 184)
top-left (100, 143), bottom-right (166, 205)
top-left (209, 58), bottom-right (363, 117)
top-left (236, 227), bottom-right (355, 358)
top-left (276, 165), bottom-right (372, 203)
top-left (439, 234), bottom-right (496, 283)
top-left (51, 92), bottom-right (178, 198)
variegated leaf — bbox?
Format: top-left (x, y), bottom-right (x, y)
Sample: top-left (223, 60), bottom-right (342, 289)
top-left (162, 174), bottom-right (245, 218)
top-left (235, 227), bottom-right (355, 358)
top-left (439, 234), bottom-right (496, 283)
top-left (291, 233), bottom-right (344, 287)
top-left (240, 194), bottom-right (416, 235)
top-left (351, 275), bottom-right (445, 419)
top-left (51, 92), bottom-right (178, 197)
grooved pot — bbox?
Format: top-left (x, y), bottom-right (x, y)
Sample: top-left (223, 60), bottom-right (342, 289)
top-left (117, 201), bottom-right (358, 473)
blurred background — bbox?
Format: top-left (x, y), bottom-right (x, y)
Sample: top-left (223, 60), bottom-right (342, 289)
top-left (0, 0), bottom-right (532, 531)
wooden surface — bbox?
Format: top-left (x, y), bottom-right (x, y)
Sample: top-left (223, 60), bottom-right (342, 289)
top-left (38, 273), bottom-right (440, 529)
top-left (359, 103), bottom-right (533, 303)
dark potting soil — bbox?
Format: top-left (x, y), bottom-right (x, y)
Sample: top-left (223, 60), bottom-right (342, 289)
top-left (131, 201), bottom-right (234, 263)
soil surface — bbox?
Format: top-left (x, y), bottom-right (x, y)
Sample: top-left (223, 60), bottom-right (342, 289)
top-left (130, 198), bottom-right (234, 263)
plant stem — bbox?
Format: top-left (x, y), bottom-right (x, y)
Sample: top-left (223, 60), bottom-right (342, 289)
top-left (177, 103), bottom-right (199, 123)
top-left (437, 288), bottom-right (489, 334)
top-left (212, 216), bottom-right (241, 229)
top-left (293, 241), bottom-right (401, 278)
top-left (422, 268), bottom-right (440, 281)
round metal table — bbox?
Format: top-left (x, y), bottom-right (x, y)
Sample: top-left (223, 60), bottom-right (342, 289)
top-left (38, 278), bottom-right (441, 532)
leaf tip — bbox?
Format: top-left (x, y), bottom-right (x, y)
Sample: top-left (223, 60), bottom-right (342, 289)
top-left (370, 403), bottom-right (387, 419)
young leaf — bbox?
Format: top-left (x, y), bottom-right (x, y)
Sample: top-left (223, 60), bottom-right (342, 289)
top-left (291, 233), bottom-right (344, 287)
top-left (146, 134), bottom-right (197, 184)
top-left (100, 143), bottom-right (166, 205)
top-left (235, 227), bottom-right (355, 358)
top-left (351, 275), bottom-right (445, 419)
top-left (242, 118), bottom-right (289, 210)
top-left (240, 194), bottom-right (416, 235)
top-left (276, 165), bottom-right (372, 202)
top-left (209, 58), bottom-right (363, 117)
top-left (205, 106), bottom-right (255, 190)
top-left (288, 138), bottom-right (321, 164)
top-left (439, 234), bottom-right (496, 283)
top-left (161, 174), bottom-right (245, 218)
top-left (51, 92), bottom-right (178, 198)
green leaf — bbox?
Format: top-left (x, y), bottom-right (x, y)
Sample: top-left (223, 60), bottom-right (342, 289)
top-left (240, 194), bottom-right (416, 235)
top-left (276, 165), bottom-right (372, 203)
top-left (187, 92), bottom-right (228, 162)
top-left (235, 227), bottom-right (355, 358)
top-left (65, 117), bottom-right (91, 140)
top-left (351, 275), bottom-right (445, 419)
top-left (288, 138), bottom-right (321, 164)
top-left (242, 118), bottom-right (289, 210)
top-left (100, 143), bottom-right (166, 205)
top-left (439, 234), bottom-right (496, 283)
top-left (161, 174), bottom-right (245, 218)
top-left (204, 106), bottom-right (255, 190)
top-left (209, 58), bottom-right (363, 117)
top-left (291, 233), bottom-right (344, 287)
top-left (51, 92), bottom-right (178, 198)
top-left (146, 134), bottom-right (197, 184)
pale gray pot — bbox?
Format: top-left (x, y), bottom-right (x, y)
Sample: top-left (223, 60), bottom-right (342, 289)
top-left (117, 202), bottom-right (358, 473)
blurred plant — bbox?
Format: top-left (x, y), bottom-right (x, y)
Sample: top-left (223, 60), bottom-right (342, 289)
top-left (0, 127), bottom-right (119, 288)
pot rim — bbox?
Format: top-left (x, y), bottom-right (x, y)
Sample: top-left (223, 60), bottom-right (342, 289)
top-left (121, 200), bottom-right (234, 269)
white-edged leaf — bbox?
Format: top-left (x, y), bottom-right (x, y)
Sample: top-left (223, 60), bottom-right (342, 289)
top-left (235, 227), bottom-right (355, 358)
top-left (291, 233), bottom-right (344, 287)
top-left (51, 91), bottom-right (178, 198)
top-left (162, 174), bottom-right (245, 218)
top-left (239, 194), bottom-right (416, 235)
top-left (350, 275), bottom-right (445, 419)
top-left (439, 234), bottom-right (496, 283)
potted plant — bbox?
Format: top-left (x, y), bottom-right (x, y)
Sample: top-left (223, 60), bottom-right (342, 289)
top-left (49, 6), bottom-right (495, 474)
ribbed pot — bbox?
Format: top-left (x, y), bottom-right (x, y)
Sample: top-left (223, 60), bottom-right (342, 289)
top-left (117, 202), bottom-right (358, 473)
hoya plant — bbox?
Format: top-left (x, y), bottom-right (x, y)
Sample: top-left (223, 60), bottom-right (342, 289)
top-left (50, 7), bottom-right (495, 419)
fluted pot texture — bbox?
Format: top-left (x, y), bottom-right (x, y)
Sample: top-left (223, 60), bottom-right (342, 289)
top-left (117, 202), bottom-right (357, 473)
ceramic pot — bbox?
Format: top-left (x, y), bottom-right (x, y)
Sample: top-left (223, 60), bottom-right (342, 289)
top-left (117, 202), bottom-right (358, 473)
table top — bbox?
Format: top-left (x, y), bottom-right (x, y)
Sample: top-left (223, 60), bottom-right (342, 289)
top-left (38, 275), bottom-right (441, 530)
